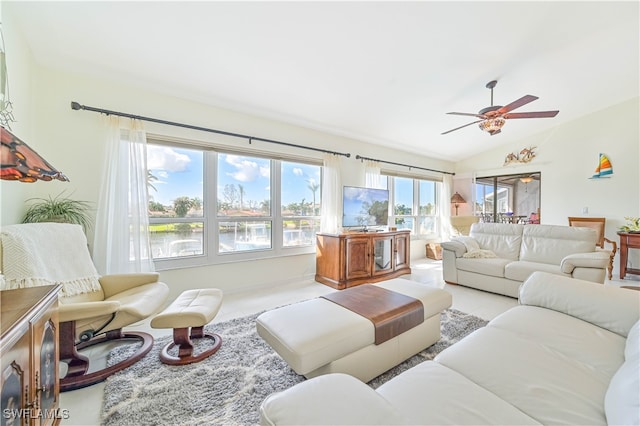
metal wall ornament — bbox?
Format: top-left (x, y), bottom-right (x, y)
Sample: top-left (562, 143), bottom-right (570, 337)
top-left (504, 146), bottom-right (537, 166)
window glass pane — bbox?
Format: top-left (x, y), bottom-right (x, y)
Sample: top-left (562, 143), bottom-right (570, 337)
top-left (419, 180), bottom-right (436, 215)
top-left (218, 154), bottom-right (271, 216)
top-left (395, 216), bottom-right (414, 231)
top-left (281, 161), bottom-right (321, 247)
top-left (150, 222), bottom-right (204, 259)
top-left (219, 221), bottom-right (272, 252)
top-left (148, 145), bottom-right (203, 218)
top-left (283, 219), bottom-right (320, 247)
top-left (394, 177), bottom-right (413, 215)
top-left (281, 162), bottom-right (322, 216)
top-left (419, 216), bottom-right (436, 234)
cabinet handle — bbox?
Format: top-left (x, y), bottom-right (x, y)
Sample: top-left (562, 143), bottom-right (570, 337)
top-left (35, 371), bottom-right (47, 394)
top-left (24, 385), bottom-right (38, 409)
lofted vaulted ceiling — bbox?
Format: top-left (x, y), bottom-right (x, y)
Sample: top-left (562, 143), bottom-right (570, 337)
top-left (5, 1), bottom-right (639, 161)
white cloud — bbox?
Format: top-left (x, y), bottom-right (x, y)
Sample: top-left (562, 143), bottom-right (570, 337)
top-left (147, 146), bottom-right (191, 172)
top-left (293, 167), bottom-right (303, 176)
top-left (225, 154), bottom-right (267, 182)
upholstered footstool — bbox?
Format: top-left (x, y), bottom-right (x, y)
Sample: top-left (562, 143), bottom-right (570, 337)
top-left (256, 278), bottom-right (452, 382)
top-left (150, 288), bottom-right (223, 365)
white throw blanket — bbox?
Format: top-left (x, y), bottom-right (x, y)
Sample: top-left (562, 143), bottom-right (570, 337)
top-left (0, 223), bottom-right (101, 297)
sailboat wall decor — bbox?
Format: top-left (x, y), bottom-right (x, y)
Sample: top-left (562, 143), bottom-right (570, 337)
top-left (590, 153), bottom-right (613, 179)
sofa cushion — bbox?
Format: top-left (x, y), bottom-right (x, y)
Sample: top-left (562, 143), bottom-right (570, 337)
top-left (604, 320), bottom-right (640, 426)
top-left (489, 306), bottom-right (626, 377)
top-left (504, 260), bottom-right (568, 282)
top-left (376, 362), bottom-right (541, 425)
top-left (456, 257), bottom-right (512, 278)
top-left (435, 326), bottom-right (611, 425)
top-left (470, 223), bottom-right (523, 260)
top-left (260, 373), bottom-right (411, 425)
top-left (520, 224), bottom-right (597, 265)
top-left (519, 272), bottom-right (640, 337)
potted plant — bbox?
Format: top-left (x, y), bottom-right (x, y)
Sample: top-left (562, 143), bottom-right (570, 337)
top-left (22, 192), bottom-right (93, 233)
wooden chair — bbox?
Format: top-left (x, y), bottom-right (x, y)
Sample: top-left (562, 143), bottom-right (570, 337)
top-left (567, 217), bottom-right (617, 280)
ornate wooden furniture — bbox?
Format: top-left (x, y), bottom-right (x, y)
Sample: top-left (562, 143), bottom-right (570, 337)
top-left (568, 217), bottom-right (617, 280)
top-left (1, 285), bottom-right (62, 426)
top-left (618, 232), bottom-right (640, 280)
top-left (315, 230), bottom-right (411, 289)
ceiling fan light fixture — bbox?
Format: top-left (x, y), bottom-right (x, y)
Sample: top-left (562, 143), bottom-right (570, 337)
top-left (478, 117), bottom-right (506, 134)
top-left (520, 176), bottom-right (534, 184)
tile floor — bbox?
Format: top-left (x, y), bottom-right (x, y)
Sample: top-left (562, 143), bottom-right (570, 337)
top-left (59, 258), bottom-right (637, 425)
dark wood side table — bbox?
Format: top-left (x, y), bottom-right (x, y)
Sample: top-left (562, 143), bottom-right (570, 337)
top-left (618, 232), bottom-right (640, 279)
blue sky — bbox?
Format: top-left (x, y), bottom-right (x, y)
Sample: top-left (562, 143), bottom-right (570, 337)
top-left (147, 145), bottom-right (321, 208)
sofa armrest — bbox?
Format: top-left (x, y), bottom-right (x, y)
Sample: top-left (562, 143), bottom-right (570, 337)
top-left (58, 301), bottom-right (121, 323)
top-left (259, 373), bottom-right (409, 425)
top-left (441, 240), bottom-right (467, 258)
top-left (99, 273), bottom-right (161, 298)
top-left (519, 271), bottom-right (640, 337)
top-left (560, 252), bottom-right (610, 273)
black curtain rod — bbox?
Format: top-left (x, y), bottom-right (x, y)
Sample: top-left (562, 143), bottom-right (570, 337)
top-left (70, 101), bottom-right (351, 158)
top-left (355, 154), bottom-right (455, 176)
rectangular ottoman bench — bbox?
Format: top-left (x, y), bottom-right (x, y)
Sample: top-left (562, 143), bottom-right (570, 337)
top-left (256, 278), bottom-right (452, 382)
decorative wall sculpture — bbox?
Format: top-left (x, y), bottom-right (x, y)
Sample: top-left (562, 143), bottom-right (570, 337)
top-left (504, 146), bottom-right (537, 166)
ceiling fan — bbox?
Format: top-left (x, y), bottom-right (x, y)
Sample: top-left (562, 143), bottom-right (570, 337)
top-left (442, 80), bottom-right (559, 136)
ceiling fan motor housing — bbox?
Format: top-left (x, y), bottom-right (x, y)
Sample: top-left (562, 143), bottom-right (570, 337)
top-left (478, 105), bottom-right (503, 116)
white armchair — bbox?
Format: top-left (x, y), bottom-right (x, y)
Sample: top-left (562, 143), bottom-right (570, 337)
top-left (0, 223), bottom-right (169, 391)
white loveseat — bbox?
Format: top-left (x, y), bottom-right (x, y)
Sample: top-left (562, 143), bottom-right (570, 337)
top-left (259, 272), bottom-right (640, 425)
top-left (441, 222), bottom-right (609, 297)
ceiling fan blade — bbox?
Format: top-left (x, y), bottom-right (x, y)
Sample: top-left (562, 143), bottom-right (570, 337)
top-left (441, 119), bottom-right (484, 135)
top-left (446, 112), bottom-right (486, 119)
top-left (497, 95), bottom-right (539, 114)
top-left (504, 110), bottom-right (559, 119)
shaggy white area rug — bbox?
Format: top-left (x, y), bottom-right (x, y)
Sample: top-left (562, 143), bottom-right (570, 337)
top-left (101, 308), bottom-right (487, 426)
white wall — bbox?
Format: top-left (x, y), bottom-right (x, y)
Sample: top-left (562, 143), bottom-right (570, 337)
top-left (453, 97), bottom-right (640, 275)
top-left (0, 12), bottom-right (453, 298)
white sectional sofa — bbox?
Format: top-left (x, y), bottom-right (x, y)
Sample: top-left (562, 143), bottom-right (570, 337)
top-left (259, 272), bottom-right (640, 425)
top-left (441, 222), bottom-right (610, 297)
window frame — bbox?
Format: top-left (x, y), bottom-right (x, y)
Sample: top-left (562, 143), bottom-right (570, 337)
top-left (384, 174), bottom-right (441, 238)
top-left (147, 140), bottom-right (322, 270)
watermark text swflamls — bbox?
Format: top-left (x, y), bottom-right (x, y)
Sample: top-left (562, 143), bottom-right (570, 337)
top-left (2, 408), bottom-right (71, 421)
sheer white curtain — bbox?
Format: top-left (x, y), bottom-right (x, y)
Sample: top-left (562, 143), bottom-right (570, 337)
top-left (364, 160), bottom-right (382, 188)
top-left (93, 116), bottom-right (154, 274)
top-left (320, 154), bottom-right (341, 233)
top-left (438, 174), bottom-right (453, 242)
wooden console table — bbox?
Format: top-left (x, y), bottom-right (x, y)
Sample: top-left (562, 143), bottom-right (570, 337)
top-left (618, 232), bottom-right (640, 279)
top-left (316, 230), bottom-right (411, 289)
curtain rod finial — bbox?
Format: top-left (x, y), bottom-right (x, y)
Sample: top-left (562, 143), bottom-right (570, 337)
top-left (70, 101), bottom-right (82, 110)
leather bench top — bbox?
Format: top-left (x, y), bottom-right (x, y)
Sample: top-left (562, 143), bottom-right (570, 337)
top-left (321, 285), bottom-right (424, 344)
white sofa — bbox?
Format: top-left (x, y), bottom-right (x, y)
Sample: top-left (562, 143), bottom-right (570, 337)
top-left (259, 272), bottom-right (640, 425)
top-left (441, 222), bottom-right (609, 297)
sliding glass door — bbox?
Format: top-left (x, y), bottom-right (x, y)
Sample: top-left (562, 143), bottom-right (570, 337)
top-left (475, 172), bottom-right (541, 224)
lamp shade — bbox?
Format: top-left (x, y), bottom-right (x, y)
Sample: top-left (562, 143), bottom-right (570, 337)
top-left (450, 192), bottom-right (466, 204)
top-left (1, 126), bottom-right (69, 182)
